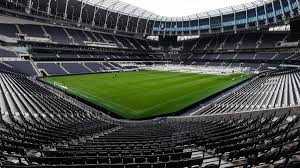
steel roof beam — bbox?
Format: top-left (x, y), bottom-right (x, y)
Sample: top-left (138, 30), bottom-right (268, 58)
top-left (25, 0), bottom-right (32, 14)
top-left (279, 0), bottom-right (286, 20)
top-left (143, 13), bottom-right (153, 36)
top-left (104, 1), bottom-right (119, 28)
top-left (207, 12), bottom-right (211, 34)
top-left (195, 14), bottom-right (200, 35)
top-left (63, 0), bottom-right (70, 19)
top-left (232, 7), bottom-right (237, 32)
top-left (78, 0), bottom-right (88, 25)
top-left (115, 4), bottom-right (130, 32)
top-left (287, 0), bottom-right (294, 18)
top-left (135, 10), bottom-right (147, 33)
top-left (47, 0), bottom-right (52, 15)
top-left (271, 0), bottom-right (277, 23)
top-left (187, 17), bottom-right (191, 35)
top-left (151, 16), bottom-right (159, 35)
top-left (125, 8), bottom-right (138, 32)
top-left (244, 4), bottom-right (249, 29)
top-left (70, 0), bottom-right (273, 22)
top-left (252, 2), bottom-right (259, 30)
top-left (163, 18), bottom-right (168, 37)
top-left (91, 0), bottom-right (105, 26)
top-left (218, 9), bottom-right (224, 32)
top-left (262, 1), bottom-right (268, 25)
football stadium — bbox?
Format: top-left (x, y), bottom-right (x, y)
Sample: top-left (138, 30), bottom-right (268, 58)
top-left (0, 0), bottom-right (300, 167)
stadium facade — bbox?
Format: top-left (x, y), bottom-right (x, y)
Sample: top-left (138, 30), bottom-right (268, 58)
top-left (3, 0), bottom-right (300, 35)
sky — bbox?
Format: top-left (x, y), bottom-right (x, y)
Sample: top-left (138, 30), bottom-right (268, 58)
top-left (122, 0), bottom-right (256, 17)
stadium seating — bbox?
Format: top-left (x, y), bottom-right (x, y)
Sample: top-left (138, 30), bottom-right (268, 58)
top-left (0, 22), bottom-right (292, 71)
top-left (37, 63), bottom-right (68, 75)
top-left (3, 61), bottom-right (38, 76)
top-left (36, 62), bottom-right (134, 76)
top-left (0, 49), bottom-right (18, 58)
top-left (18, 24), bottom-right (45, 38)
top-left (85, 62), bottom-right (106, 72)
top-left (199, 70), bottom-right (300, 115)
top-left (182, 33), bottom-right (287, 51)
top-left (0, 23), bottom-right (147, 50)
top-left (0, 24), bottom-right (17, 37)
top-left (61, 63), bottom-right (92, 74)
top-left (44, 26), bottom-right (71, 44)
top-left (0, 69), bottom-right (299, 167)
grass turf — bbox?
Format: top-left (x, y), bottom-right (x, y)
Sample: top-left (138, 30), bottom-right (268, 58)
top-left (41, 71), bottom-right (250, 119)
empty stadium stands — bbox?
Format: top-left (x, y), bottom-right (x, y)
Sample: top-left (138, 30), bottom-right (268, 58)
top-left (36, 62), bottom-right (137, 76)
top-left (0, 49), bottom-right (18, 58)
top-left (0, 23), bottom-right (151, 51)
top-left (0, 68), bottom-right (299, 167)
top-left (199, 70), bottom-right (300, 115)
top-left (3, 61), bottom-right (38, 76)
top-left (181, 33), bottom-right (287, 51)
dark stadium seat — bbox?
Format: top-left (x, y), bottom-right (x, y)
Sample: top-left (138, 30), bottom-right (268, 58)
top-left (19, 24), bottom-right (45, 38)
top-left (0, 49), bottom-right (18, 57)
top-left (204, 164), bottom-right (219, 168)
top-left (0, 24), bottom-right (18, 37)
top-left (135, 156), bottom-right (146, 163)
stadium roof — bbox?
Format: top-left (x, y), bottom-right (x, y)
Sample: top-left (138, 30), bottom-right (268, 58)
top-left (85, 0), bottom-right (272, 21)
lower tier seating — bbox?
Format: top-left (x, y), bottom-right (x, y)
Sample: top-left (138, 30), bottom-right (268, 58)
top-left (200, 70), bottom-right (300, 115)
top-left (36, 62), bottom-right (135, 76)
top-left (0, 69), bottom-right (298, 167)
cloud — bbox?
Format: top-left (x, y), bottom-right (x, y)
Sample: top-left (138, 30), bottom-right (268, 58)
top-left (122, 0), bottom-right (256, 17)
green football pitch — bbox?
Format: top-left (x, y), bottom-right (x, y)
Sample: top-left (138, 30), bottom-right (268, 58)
top-left (41, 71), bottom-right (250, 119)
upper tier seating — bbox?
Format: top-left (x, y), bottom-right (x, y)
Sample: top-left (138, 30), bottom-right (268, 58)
top-left (0, 23), bottom-right (148, 50)
top-left (186, 51), bottom-right (297, 62)
top-left (84, 31), bottom-right (98, 42)
top-left (235, 53), bottom-right (256, 60)
top-left (0, 24), bottom-right (17, 37)
top-left (206, 35), bottom-right (227, 50)
top-left (101, 34), bottom-right (123, 48)
top-left (217, 53), bottom-right (236, 60)
top-left (260, 33), bottom-right (286, 48)
top-left (66, 29), bottom-right (88, 45)
top-left (31, 53), bottom-right (57, 57)
top-left (183, 32), bottom-right (289, 51)
top-left (255, 52), bottom-right (277, 59)
top-left (44, 26), bottom-right (71, 44)
top-left (116, 36), bottom-right (134, 49)
top-left (91, 32), bottom-right (107, 42)
top-left (239, 34), bottom-right (261, 49)
top-left (194, 37), bottom-right (211, 50)
top-left (222, 34), bottom-right (243, 49)
top-left (19, 24), bottom-right (45, 38)
top-left (0, 49), bottom-right (18, 57)
top-left (58, 54), bottom-right (79, 58)
top-left (273, 53), bottom-right (293, 60)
